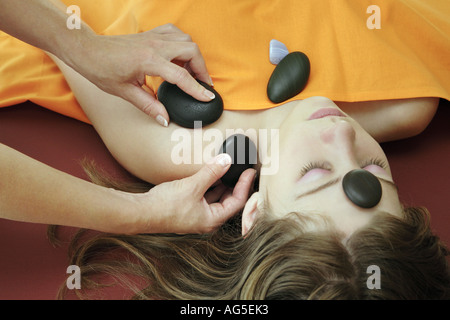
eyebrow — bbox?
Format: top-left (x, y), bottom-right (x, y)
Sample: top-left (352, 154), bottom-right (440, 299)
top-left (295, 176), bottom-right (398, 200)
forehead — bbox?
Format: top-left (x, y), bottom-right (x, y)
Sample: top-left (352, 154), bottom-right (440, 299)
top-left (264, 178), bottom-right (402, 236)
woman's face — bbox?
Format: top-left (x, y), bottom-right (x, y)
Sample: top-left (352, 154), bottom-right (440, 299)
top-left (256, 96), bottom-right (402, 237)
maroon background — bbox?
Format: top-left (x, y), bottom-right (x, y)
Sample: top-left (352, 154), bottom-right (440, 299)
top-left (0, 100), bottom-right (449, 299)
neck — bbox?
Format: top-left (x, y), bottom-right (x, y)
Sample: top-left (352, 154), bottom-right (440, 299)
top-left (216, 101), bottom-right (297, 133)
top-left (208, 101), bottom-right (297, 174)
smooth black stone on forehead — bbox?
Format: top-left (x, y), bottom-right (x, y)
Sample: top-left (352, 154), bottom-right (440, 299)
top-left (342, 169), bottom-right (382, 209)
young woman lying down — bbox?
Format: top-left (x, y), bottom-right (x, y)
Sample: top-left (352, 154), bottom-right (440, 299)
top-left (2, 0), bottom-right (450, 299)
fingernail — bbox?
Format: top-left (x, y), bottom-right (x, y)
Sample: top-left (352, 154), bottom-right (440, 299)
top-left (209, 76), bottom-right (214, 87)
top-left (156, 115), bottom-right (168, 127)
top-left (204, 89), bottom-right (215, 100)
top-left (215, 154), bottom-right (232, 167)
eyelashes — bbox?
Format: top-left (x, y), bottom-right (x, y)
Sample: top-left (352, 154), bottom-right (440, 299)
top-left (300, 157), bottom-right (388, 177)
top-left (300, 161), bottom-right (328, 176)
top-left (361, 157), bottom-right (388, 170)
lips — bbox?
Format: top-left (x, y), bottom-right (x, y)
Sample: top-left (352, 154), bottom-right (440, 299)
top-left (308, 108), bottom-right (345, 120)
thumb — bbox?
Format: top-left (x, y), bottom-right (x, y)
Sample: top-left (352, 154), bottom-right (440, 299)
top-left (123, 84), bottom-right (170, 127)
top-left (190, 154), bottom-right (232, 195)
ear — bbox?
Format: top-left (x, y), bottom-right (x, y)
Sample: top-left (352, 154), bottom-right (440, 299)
top-left (242, 192), bottom-right (264, 237)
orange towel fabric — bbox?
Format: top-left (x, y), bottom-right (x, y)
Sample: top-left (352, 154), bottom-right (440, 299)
top-left (1, 0), bottom-right (449, 124)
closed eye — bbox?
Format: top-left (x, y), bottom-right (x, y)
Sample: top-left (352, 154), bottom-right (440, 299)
top-left (299, 157), bottom-right (388, 178)
top-left (299, 161), bottom-right (330, 177)
top-left (362, 157), bottom-right (389, 175)
top-left (361, 157), bottom-right (388, 170)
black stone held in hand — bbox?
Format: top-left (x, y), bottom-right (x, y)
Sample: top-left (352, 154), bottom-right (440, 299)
top-left (219, 134), bottom-right (257, 188)
top-left (342, 169), bottom-right (382, 209)
top-left (157, 80), bottom-right (223, 128)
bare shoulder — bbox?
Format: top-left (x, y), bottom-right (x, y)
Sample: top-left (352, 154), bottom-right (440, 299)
top-left (397, 97), bottom-right (439, 122)
top-left (388, 97), bottom-right (439, 138)
top-left (338, 97), bottom-right (440, 142)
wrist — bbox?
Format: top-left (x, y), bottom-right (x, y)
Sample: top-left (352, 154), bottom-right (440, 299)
top-left (55, 23), bottom-right (97, 73)
top-left (106, 188), bottom-right (155, 235)
top-left (76, 185), bottom-right (144, 235)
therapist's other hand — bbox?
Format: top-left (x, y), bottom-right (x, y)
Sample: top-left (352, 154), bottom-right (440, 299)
top-left (72, 24), bottom-right (214, 127)
top-left (130, 154), bottom-right (256, 234)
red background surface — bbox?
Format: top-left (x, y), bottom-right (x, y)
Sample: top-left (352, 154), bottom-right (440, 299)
top-left (0, 100), bottom-right (449, 299)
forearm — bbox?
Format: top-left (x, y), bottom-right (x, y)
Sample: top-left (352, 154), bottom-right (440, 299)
top-left (0, 0), bottom-right (94, 69)
top-left (0, 143), bottom-right (140, 234)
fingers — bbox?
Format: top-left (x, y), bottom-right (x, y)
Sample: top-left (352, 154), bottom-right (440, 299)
top-left (204, 183), bottom-right (228, 204)
top-left (150, 25), bottom-right (198, 50)
top-left (108, 24), bottom-right (214, 126)
top-left (164, 41), bottom-right (212, 87)
top-left (122, 84), bottom-right (170, 126)
top-left (150, 23), bottom-right (184, 35)
top-left (221, 169), bottom-right (257, 212)
top-left (145, 24), bottom-right (214, 99)
top-left (152, 53), bottom-right (214, 102)
top-left (150, 24), bottom-right (212, 85)
top-left (189, 154), bottom-right (232, 196)
top-left (208, 168), bottom-right (256, 225)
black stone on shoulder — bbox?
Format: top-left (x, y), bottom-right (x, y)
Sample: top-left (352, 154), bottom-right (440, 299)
top-left (157, 80), bottom-right (223, 128)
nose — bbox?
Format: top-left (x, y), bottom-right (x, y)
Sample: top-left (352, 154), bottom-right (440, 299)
top-left (320, 119), bottom-right (356, 148)
top-left (335, 120), bottom-right (356, 153)
top-left (321, 120), bottom-right (383, 208)
top-left (343, 169), bottom-right (383, 208)
top-left (320, 119), bottom-right (360, 167)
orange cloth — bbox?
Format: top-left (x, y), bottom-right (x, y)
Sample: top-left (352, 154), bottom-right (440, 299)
top-left (1, 0), bottom-right (449, 124)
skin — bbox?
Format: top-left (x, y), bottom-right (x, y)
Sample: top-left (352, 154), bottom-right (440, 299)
top-left (48, 54), bottom-right (439, 236)
top-left (0, 0), bottom-right (215, 125)
top-left (0, 144), bottom-right (255, 234)
top-left (0, 0), bottom-right (253, 234)
top-left (48, 50), bottom-right (439, 184)
top-left (243, 100), bottom-right (403, 238)
top-left (0, 0), bottom-right (439, 235)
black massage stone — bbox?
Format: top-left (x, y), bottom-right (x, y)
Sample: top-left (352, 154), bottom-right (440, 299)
top-left (157, 80), bottom-right (223, 128)
top-left (219, 134), bottom-right (257, 188)
top-left (267, 51), bottom-right (310, 104)
top-left (342, 169), bottom-right (382, 209)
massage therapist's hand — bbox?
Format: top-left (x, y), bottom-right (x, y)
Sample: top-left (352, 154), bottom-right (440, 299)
top-left (127, 154), bottom-right (256, 234)
top-left (71, 24), bottom-right (215, 127)
top-left (0, 0), bottom-right (213, 127)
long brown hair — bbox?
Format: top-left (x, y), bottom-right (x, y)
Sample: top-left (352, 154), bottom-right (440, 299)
top-left (50, 161), bottom-right (450, 300)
